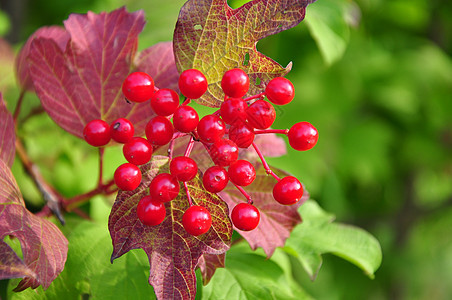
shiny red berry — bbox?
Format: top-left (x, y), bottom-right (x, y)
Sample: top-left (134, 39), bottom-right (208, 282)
top-left (170, 156), bottom-right (198, 182)
top-left (209, 139), bottom-right (239, 167)
top-left (220, 97), bottom-right (248, 125)
top-left (149, 173), bottom-right (180, 202)
top-left (265, 77), bottom-right (295, 105)
top-left (182, 205), bottom-right (212, 236)
top-left (231, 203), bottom-right (260, 231)
top-left (145, 116), bottom-right (174, 145)
top-left (221, 68), bottom-right (250, 98)
top-left (137, 196), bottom-right (166, 226)
top-left (110, 118), bottom-right (134, 144)
top-left (273, 176), bottom-right (303, 205)
top-left (123, 137), bottom-right (153, 165)
top-left (202, 166), bottom-right (229, 193)
top-left (122, 72), bottom-right (154, 103)
top-left (172, 105), bottom-right (199, 133)
top-left (228, 122), bottom-right (255, 148)
top-left (150, 88), bottom-right (180, 116)
top-left (288, 122), bottom-right (318, 151)
top-left (246, 100), bottom-right (276, 129)
top-left (83, 119), bottom-right (111, 147)
top-left (197, 115), bottom-right (226, 143)
top-left (228, 160), bottom-right (256, 186)
top-left (114, 163), bottom-right (142, 191)
top-left (178, 69), bottom-right (208, 99)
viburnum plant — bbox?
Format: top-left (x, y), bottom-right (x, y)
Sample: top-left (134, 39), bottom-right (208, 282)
top-left (0, 0), bottom-right (382, 299)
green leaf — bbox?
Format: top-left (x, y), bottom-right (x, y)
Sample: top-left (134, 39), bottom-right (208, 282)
top-left (285, 200), bottom-right (382, 279)
top-left (305, 0), bottom-right (356, 65)
top-left (203, 251), bottom-right (307, 300)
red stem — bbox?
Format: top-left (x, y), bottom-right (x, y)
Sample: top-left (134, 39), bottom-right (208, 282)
top-left (244, 92), bottom-right (265, 102)
top-left (252, 142), bottom-right (280, 181)
top-left (98, 148), bottom-right (105, 186)
top-left (184, 137), bottom-right (195, 157)
top-left (183, 181), bottom-right (193, 206)
top-left (233, 183), bottom-right (253, 204)
top-left (254, 129), bottom-right (289, 135)
top-left (182, 98), bottom-right (191, 106)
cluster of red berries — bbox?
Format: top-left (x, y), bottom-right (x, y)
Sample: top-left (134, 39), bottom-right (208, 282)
top-left (83, 68), bottom-right (318, 236)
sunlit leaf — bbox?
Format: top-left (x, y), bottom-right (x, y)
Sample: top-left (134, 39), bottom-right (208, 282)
top-left (174, 0), bottom-right (316, 107)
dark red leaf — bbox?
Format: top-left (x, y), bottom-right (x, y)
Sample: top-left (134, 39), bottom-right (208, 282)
top-left (0, 94), bottom-right (15, 167)
top-left (0, 159), bottom-right (68, 290)
top-left (0, 240), bottom-right (36, 280)
top-left (220, 164), bottom-right (307, 257)
top-left (109, 155), bottom-right (232, 300)
top-left (197, 253), bottom-right (225, 285)
top-left (174, 0), bottom-right (316, 107)
top-left (135, 41), bottom-right (180, 92)
top-left (27, 8), bottom-right (154, 138)
top-left (15, 26), bottom-right (69, 91)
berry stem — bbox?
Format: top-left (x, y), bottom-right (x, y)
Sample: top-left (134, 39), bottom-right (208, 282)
top-left (13, 89), bottom-right (26, 123)
top-left (182, 98), bottom-right (191, 106)
top-left (98, 147), bottom-right (105, 186)
top-left (254, 129), bottom-right (289, 135)
top-left (184, 136), bottom-right (195, 157)
top-left (64, 179), bottom-right (117, 210)
top-left (233, 183), bottom-right (253, 204)
top-left (252, 142), bottom-right (281, 181)
top-left (183, 181), bottom-right (194, 206)
top-left (15, 137), bottom-right (65, 224)
top-left (244, 92), bottom-right (265, 102)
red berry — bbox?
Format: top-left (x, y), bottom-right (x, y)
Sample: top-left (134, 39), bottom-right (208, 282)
top-left (228, 122), bottom-right (255, 148)
top-left (228, 160), bottom-right (256, 186)
top-left (220, 97), bottom-right (248, 125)
top-left (265, 77), bottom-right (295, 105)
top-left (122, 72), bottom-right (154, 103)
top-left (123, 137), bottom-right (153, 165)
top-left (110, 118), bottom-right (134, 144)
top-left (149, 173), bottom-right (180, 202)
top-left (182, 205), bottom-right (212, 236)
top-left (273, 176), bottom-right (303, 205)
top-left (221, 68), bottom-right (250, 98)
top-left (83, 119), bottom-right (111, 147)
top-left (231, 203), bottom-right (260, 231)
top-left (202, 166), bottom-right (229, 193)
top-left (137, 196), bottom-right (166, 226)
top-left (150, 88), bottom-right (180, 116)
top-left (170, 156), bottom-right (198, 182)
top-left (209, 138), bottom-right (239, 167)
top-left (114, 163), bottom-right (142, 191)
top-left (197, 115), bottom-right (226, 143)
top-left (246, 100), bottom-right (276, 129)
top-left (145, 116), bottom-right (174, 145)
top-left (178, 69), bottom-right (208, 99)
top-left (288, 122), bottom-right (318, 151)
top-left (173, 105), bottom-right (199, 133)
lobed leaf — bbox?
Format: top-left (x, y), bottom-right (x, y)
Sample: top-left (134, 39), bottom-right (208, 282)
top-left (26, 8), bottom-right (154, 138)
top-left (173, 0), bottom-right (316, 107)
top-left (285, 200), bottom-right (382, 279)
top-left (0, 159), bottom-right (68, 290)
top-left (0, 94), bottom-right (15, 167)
top-left (109, 155), bottom-right (232, 300)
top-left (197, 253), bottom-right (226, 285)
top-left (135, 41), bottom-right (180, 92)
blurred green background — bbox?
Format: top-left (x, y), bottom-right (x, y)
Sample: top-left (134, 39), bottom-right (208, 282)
top-left (1, 0), bottom-right (452, 299)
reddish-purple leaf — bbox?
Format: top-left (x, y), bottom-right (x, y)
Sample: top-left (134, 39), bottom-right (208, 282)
top-left (27, 8), bottom-right (154, 138)
top-left (0, 159), bottom-right (68, 290)
top-left (220, 163), bottom-right (308, 257)
top-left (109, 155), bottom-right (232, 300)
top-left (0, 240), bottom-right (36, 280)
top-left (0, 94), bottom-right (15, 167)
top-left (173, 0), bottom-right (316, 107)
top-left (15, 26), bottom-right (69, 91)
top-left (135, 42), bottom-right (180, 92)
top-left (198, 253), bottom-right (225, 285)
